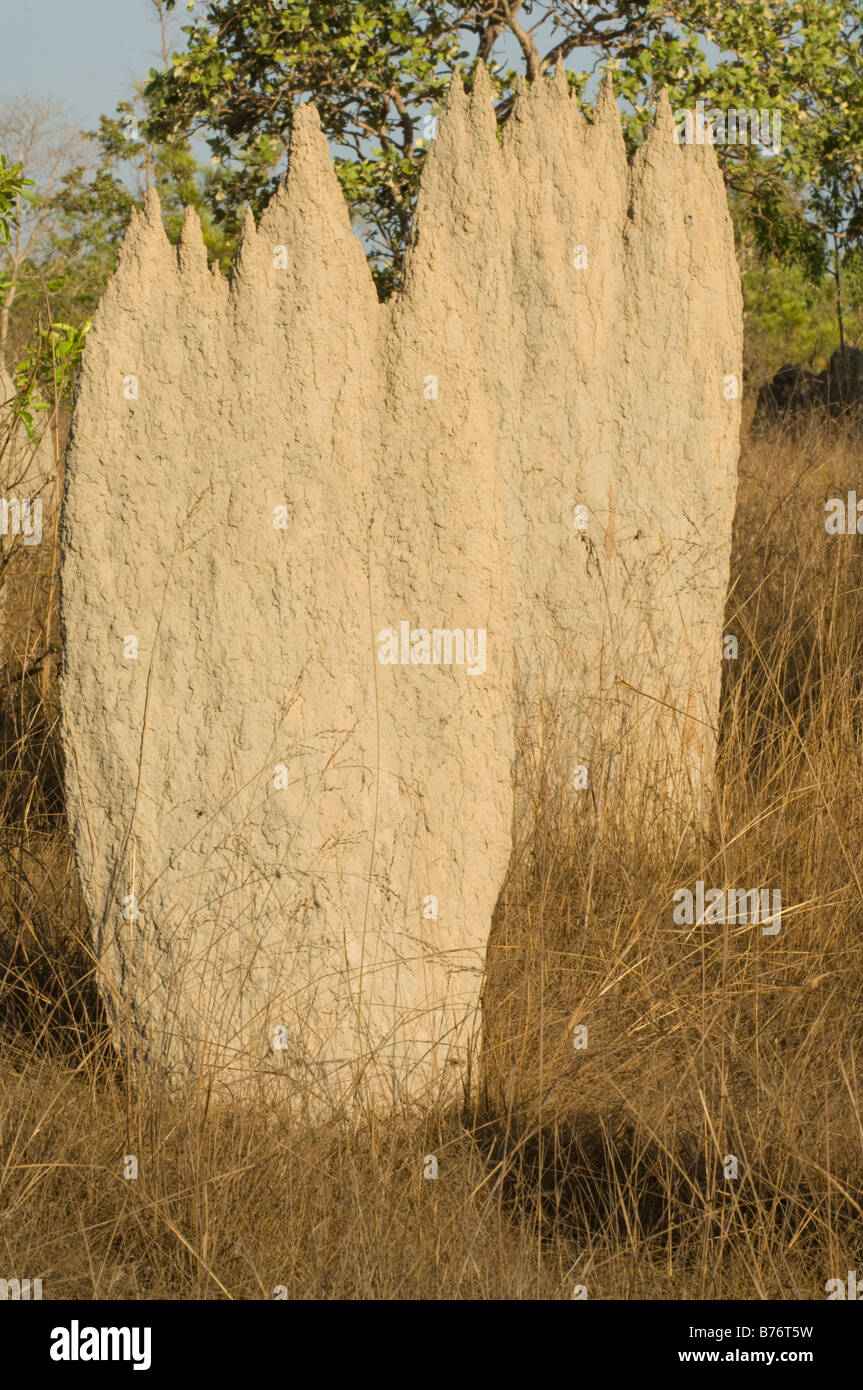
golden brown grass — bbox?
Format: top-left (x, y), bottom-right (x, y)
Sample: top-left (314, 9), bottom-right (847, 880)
top-left (1, 409), bottom-right (862, 1299)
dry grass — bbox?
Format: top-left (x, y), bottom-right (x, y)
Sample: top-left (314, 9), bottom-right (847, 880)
top-left (0, 409), bottom-right (862, 1299)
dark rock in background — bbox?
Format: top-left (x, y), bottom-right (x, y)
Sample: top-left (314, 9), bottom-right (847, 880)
top-left (754, 346), bottom-right (863, 430)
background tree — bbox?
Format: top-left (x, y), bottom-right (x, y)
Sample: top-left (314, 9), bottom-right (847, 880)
top-left (0, 86), bottom-right (231, 376)
top-left (138, 0), bottom-right (862, 313)
top-left (0, 99), bottom-right (87, 363)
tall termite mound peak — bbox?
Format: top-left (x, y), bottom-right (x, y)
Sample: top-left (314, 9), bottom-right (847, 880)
top-left (60, 97), bottom-right (514, 1111)
top-left (614, 94), bottom-right (742, 828)
top-left (495, 74), bottom-right (742, 832)
top-left (59, 69), bottom-right (741, 1108)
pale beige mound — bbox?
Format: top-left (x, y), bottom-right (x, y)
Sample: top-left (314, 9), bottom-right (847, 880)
top-left (491, 67), bottom-right (740, 828)
top-left (60, 68), bottom-right (741, 1108)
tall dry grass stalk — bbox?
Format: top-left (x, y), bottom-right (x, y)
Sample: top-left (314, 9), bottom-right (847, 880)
top-left (0, 405), bottom-right (861, 1299)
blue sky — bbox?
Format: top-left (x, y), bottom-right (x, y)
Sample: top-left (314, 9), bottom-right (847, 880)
top-left (7, 1), bottom-right (168, 132)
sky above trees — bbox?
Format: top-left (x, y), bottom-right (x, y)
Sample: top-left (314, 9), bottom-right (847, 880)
top-left (8, 0), bottom-right (164, 129)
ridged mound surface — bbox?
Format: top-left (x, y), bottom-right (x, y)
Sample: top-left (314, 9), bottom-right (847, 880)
top-left (60, 67), bottom-right (741, 1109)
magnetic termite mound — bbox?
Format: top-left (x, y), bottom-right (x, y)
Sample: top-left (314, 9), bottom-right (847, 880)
top-left (60, 65), bottom-right (741, 1111)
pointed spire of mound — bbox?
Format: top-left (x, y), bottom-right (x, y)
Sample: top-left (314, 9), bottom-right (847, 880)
top-left (506, 73), bottom-right (530, 129)
top-left (237, 204), bottom-right (257, 249)
top-left (549, 54), bottom-right (583, 144)
top-left (407, 68), bottom-right (472, 232)
top-left (288, 102), bottom-right (344, 208)
top-left (446, 67), bottom-right (469, 117)
top-left (470, 59), bottom-right (494, 106)
top-left (649, 91), bottom-right (680, 150)
top-left (580, 66), bottom-right (627, 208)
top-left (422, 68), bottom-right (469, 164)
top-left (120, 188), bottom-right (171, 258)
top-left (550, 55), bottom-right (569, 106)
top-left (209, 257), bottom-right (228, 301)
top-left (141, 188), bottom-right (163, 229)
top-left (178, 206), bottom-right (208, 276)
top-left (105, 187), bottom-right (175, 308)
top-left (432, 69), bottom-right (468, 143)
top-left (503, 69), bottom-right (545, 157)
top-left (230, 205), bottom-right (265, 299)
top-left (178, 205), bottom-right (227, 311)
top-left (629, 90), bottom-right (684, 214)
top-left (595, 69), bottom-right (620, 128)
top-left (255, 101), bottom-right (355, 248)
top-left (467, 60), bottom-right (499, 147)
top-left (589, 69), bottom-right (622, 160)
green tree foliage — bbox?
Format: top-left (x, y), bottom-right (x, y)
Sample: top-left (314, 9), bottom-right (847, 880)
top-left (742, 257), bottom-right (842, 383)
top-left (0, 153), bottom-right (36, 364)
top-left (0, 155), bottom-right (34, 248)
top-left (0, 152), bottom-right (90, 439)
top-left (11, 318), bottom-right (92, 436)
